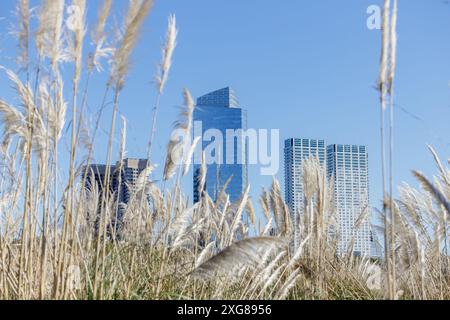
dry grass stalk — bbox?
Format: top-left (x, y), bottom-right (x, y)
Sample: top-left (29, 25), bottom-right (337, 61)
top-left (156, 14), bottom-right (178, 94)
top-left (0, 0), bottom-right (448, 302)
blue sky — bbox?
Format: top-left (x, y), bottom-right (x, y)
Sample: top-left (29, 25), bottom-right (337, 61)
top-left (0, 0), bottom-right (449, 217)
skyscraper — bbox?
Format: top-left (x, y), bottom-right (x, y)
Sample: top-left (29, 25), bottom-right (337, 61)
top-left (284, 139), bottom-right (371, 257)
top-left (284, 138), bottom-right (326, 247)
top-left (193, 87), bottom-right (248, 203)
top-left (284, 138), bottom-right (326, 214)
top-left (84, 158), bottom-right (150, 234)
top-left (327, 144), bottom-right (371, 256)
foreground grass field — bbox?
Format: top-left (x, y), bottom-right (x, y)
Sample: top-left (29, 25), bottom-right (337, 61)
top-left (0, 0), bottom-right (449, 300)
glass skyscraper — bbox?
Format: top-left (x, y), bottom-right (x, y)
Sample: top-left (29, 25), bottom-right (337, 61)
top-left (284, 138), bottom-right (371, 257)
top-left (327, 144), bottom-right (371, 256)
top-left (193, 87), bottom-right (248, 203)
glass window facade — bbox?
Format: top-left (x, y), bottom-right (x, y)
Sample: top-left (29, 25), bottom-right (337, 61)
top-left (284, 138), bottom-right (326, 248)
top-left (284, 138), bottom-right (371, 257)
top-left (193, 87), bottom-right (248, 203)
top-left (327, 144), bottom-right (371, 256)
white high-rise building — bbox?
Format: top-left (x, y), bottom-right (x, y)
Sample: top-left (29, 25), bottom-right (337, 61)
top-left (284, 138), bottom-right (326, 248)
top-left (327, 144), bottom-right (371, 257)
top-left (284, 139), bottom-right (371, 257)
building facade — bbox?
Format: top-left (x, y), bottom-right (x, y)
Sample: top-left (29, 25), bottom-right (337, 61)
top-left (284, 138), bottom-right (326, 214)
top-left (84, 158), bottom-right (150, 234)
top-left (284, 138), bottom-right (326, 248)
top-left (284, 138), bottom-right (371, 257)
top-left (327, 144), bottom-right (371, 256)
top-left (193, 87), bottom-right (248, 203)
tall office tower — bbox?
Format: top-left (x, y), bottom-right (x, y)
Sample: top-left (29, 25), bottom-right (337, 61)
top-left (193, 87), bottom-right (248, 203)
top-left (327, 144), bottom-right (371, 256)
top-left (284, 138), bottom-right (326, 248)
top-left (84, 158), bottom-right (150, 234)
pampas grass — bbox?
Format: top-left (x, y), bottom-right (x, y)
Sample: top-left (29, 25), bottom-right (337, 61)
top-left (147, 14), bottom-right (178, 163)
top-left (0, 0), bottom-right (449, 301)
top-left (17, 0), bottom-right (30, 75)
top-left (156, 14), bottom-right (178, 95)
top-left (36, 0), bottom-right (65, 71)
top-left (378, 0), bottom-right (400, 299)
top-left (163, 89), bottom-right (195, 181)
top-left (109, 0), bottom-right (153, 91)
top-left (191, 237), bottom-right (287, 280)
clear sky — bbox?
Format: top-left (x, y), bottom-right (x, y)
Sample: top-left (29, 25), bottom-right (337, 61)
top-left (0, 0), bottom-right (449, 219)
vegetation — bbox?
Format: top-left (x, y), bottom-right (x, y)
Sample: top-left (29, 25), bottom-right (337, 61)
top-left (0, 0), bottom-right (448, 300)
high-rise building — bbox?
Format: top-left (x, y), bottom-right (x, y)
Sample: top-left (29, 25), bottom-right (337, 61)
top-left (114, 158), bottom-right (150, 208)
top-left (284, 138), bottom-right (326, 213)
top-left (84, 158), bottom-right (150, 234)
top-left (327, 144), bottom-right (371, 256)
top-left (284, 139), bottom-right (371, 256)
top-left (284, 138), bottom-right (326, 248)
top-left (193, 87), bottom-right (248, 203)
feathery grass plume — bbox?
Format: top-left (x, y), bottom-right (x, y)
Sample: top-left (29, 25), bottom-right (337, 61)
top-left (388, 0), bottom-right (398, 95)
top-left (230, 186), bottom-right (250, 238)
top-left (156, 14), bottom-right (177, 94)
top-left (287, 234), bottom-right (311, 270)
top-left (195, 241), bottom-right (216, 268)
top-left (250, 256), bottom-right (283, 295)
top-left (354, 206), bottom-right (370, 231)
top-left (302, 156), bottom-right (320, 200)
top-left (0, 99), bottom-right (27, 150)
top-left (53, 77), bottom-right (67, 142)
top-left (245, 198), bottom-right (256, 226)
top-left (109, 0), bottom-right (153, 91)
top-left (191, 237), bottom-right (287, 280)
top-left (270, 179), bottom-right (291, 236)
top-left (119, 115), bottom-right (127, 162)
top-left (163, 89), bottom-right (195, 180)
top-left (3, 67), bottom-right (34, 113)
top-left (276, 269), bottom-right (301, 300)
top-left (89, 0), bottom-right (114, 72)
top-left (71, 0), bottom-right (86, 86)
top-left (38, 75), bottom-right (67, 143)
top-left (36, 0), bottom-right (65, 71)
top-left (427, 145), bottom-right (450, 186)
top-left (169, 203), bottom-right (200, 247)
top-left (413, 171), bottom-right (450, 217)
top-left (214, 175), bottom-right (232, 208)
top-left (0, 67), bottom-right (37, 150)
top-left (378, 0), bottom-right (390, 106)
top-left (260, 264), bottom-right (284, 295)
top-left (387, 0), bottom-right (398, 297)
top-left (177, 88), bottom-right (194, 133)
top-left (197, 152), bottom-right (207, 198)
top-left (134, 164), bottom-right (156, 192)
top-left (17, 0), bottom-right (30, 71)
top-left (163, 139), bottom-right (183, 181)
top-left (259, 188), bottom-right (271, 223)
top-left (93, 0), bottom-right (112, 43)
top-left (378, 0), bottom-right (392, 300)
top-left (261, 218), bottom-right (273, 236)
top-left (183, 136), bottom-right (201, 176)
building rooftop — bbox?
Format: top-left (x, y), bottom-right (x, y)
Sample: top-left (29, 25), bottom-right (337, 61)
top-left (196, 87), bottom-right (239, 108)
